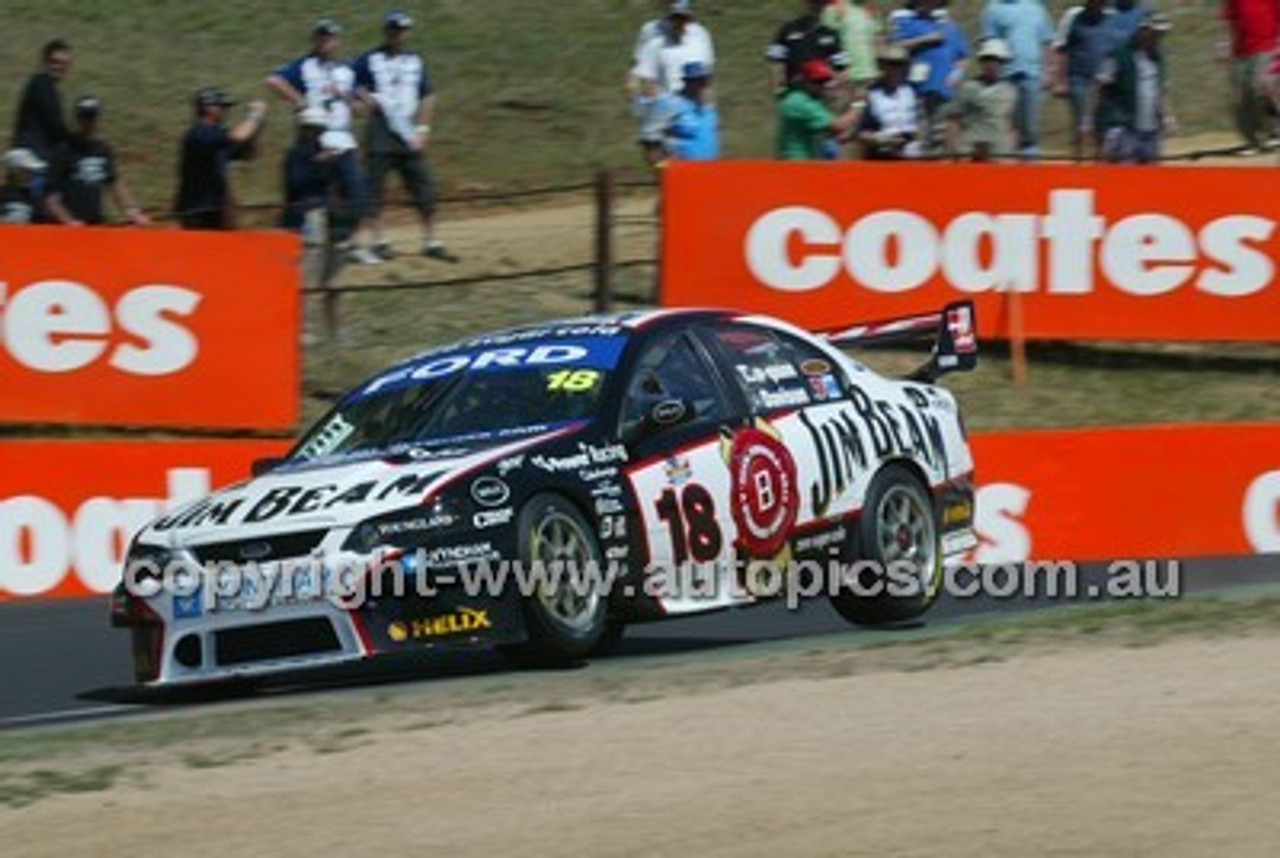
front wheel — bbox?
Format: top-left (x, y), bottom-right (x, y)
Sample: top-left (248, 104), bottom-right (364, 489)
top-left (499, 493), bottom-right (609, 666)
top-left (829, 464), bottom-right (942, 627)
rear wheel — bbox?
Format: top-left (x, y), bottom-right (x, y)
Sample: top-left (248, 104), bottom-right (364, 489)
top-left (499, 493), bottom-right (609, 666)
top-left (829, 464), bottom-right (942, 627)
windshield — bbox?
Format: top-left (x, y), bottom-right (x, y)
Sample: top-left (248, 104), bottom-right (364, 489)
top-left (292, 332), bottom-right (627, 461)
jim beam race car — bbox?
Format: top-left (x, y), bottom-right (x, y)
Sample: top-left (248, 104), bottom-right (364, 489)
top-left (112, 305), bottom-right (978, 684)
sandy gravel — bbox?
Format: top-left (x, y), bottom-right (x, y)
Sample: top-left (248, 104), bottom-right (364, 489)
top-left (5, 632), bottom-right (1280, 857)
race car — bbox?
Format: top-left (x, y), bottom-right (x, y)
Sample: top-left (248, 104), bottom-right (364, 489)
top-left (112, 305), bottom-right (978, 685)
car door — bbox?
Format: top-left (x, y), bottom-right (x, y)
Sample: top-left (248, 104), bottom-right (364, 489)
top-left (698, 322), bottom-right (863, 563)
top-left (619, 328), bottom-right (751, 614)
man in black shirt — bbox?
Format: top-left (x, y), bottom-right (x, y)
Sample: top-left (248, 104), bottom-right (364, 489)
top-left (174, 88), bottom-right (268, 230)
top-left (46, 96), bottom-right (148, 226)
top-left (767, 0), bottom-right (850, 93)
top-left (12, 39), bottom-right (72, 162)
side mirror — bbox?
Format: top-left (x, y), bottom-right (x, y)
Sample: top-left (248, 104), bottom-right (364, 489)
top-left (251, 456), bottom-right (286, 477)
top-left (623, 397), bottom-right (695, 445)
top-left (648, 398), bottom-right (692, 429)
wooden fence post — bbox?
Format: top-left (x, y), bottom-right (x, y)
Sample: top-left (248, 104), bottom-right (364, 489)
top-left (593, 168), bottom-right (614, 314)
top-left (1007, 288), bottom-right (1028, 386)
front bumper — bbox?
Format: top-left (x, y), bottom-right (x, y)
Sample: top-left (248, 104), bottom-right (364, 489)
top-left (111, 561), bottom-right (526, 686)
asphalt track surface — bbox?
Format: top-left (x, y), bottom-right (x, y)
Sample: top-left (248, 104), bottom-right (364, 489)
top-left (1, 555), bottom-right (1275, 728)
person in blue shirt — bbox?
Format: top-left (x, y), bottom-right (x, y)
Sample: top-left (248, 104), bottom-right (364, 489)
top-left (893, 0), bottom-right (969, 155)
top-left (1051, 0), bottom-right (1116, 161)
top-left (1109, 0), bottom-right (1148, 48)
top-left (665, 61), bottom-right (720, 160)
top-left (980, 0), bottom-right (1055, 159)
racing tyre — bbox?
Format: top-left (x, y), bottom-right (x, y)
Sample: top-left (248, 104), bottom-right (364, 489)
top-left (500, 493), bottom-right (609, 666)
top-left (829, 464), bottom-right (942, 627)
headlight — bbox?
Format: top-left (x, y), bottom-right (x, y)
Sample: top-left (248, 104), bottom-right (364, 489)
top-left (121, 542), bottom-right (177, 597)
top-left (343, 496), bottom-right (472, 554)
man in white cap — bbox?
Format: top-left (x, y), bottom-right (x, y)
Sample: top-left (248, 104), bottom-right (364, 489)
top-left (1, 148), bottom-right (47, 223)
top-left (947, 37), bottom-right (1018, 161)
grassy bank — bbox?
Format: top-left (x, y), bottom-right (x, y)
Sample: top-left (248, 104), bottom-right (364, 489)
top-left (0, 1), bottom-right (1237, 210)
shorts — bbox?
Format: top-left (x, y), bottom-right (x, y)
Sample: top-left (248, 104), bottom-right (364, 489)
top-left (366, 150), bottom-right (435, 217)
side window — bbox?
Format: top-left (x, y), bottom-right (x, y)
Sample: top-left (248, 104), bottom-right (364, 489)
top-left (773, 330), bottom-right (848, 403)
top-left (620, 332), bottom-right (728, 434)
top-left (709, 325), bottom-right (814, 413)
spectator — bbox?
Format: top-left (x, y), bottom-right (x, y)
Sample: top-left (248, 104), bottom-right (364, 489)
top-left (45, 96), bottom-right (148, 226)
top-left (777, 58), bottom-right (862, 159)
top-left (173, 88), bottom-right (267, 230)
top-left (856, 45), bottom-right (922, 159)
top-left (1221, 0), bottom-right (1280, 151)
top-left (11, 39), bottom-right (72, 163)
top-left (1094, 11), bottom-right (1175, 164)
top-left (629, 1), bottom-right (715, 97)
top-left (352, 10), bottom-right (457, 262)
top-left (892, 0), bottom-right (969, 155)
top-left (822, 0), bottom-right (885, 97)
top-left (1110, 0), bottom-right (1148, 47)
top-left (768, 0), bottom-right (851, 94)
top-left (0, 149), bottom-right (46, 224)
top-left (281, 107), bottom-right (341, 237)
top-left (633, 2), bottom-right (715, 168)
top-left (947, 38), bottom-right (1018, 161)
top-left (666, 61), bottom-right (720, 160)
top-left (980, 0), bottom-right (1054, 159)
top-left (1052, 0), bottom-right (1116, 161)
top-left (266, 18), bottom-right (379, 264)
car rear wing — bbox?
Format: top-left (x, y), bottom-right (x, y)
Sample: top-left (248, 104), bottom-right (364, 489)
top-left (821, 300), bottom-right (977, 383)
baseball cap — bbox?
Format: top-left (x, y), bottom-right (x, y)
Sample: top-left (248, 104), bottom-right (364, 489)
top-left (1138, 10), bottom-right (1173, 31)
top-left (976, 38), bottom-right (1011, 62)
top-left (801, 58), bottom-right (835, 83)
top-left (74, 95), bottom-right (102, 116)
top-left (878, 45), bottom-right (910, 64)
top-left (682, 60), bottom-right (711, 80)
top-left (312, 18), bottom-right (342, 36)
top-left (194, 87), bottom-right (235, 109)
top-left (298, 106), bottom-right (328, 127)
top-left (384, 10), bottom-right (414, 29)
top-left (669, 0), bottom-right (694, 17)
top-left (4, 148), bottom-right (46, 171)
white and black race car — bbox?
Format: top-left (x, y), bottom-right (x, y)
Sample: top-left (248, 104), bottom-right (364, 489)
top-left (112, 305), bottom-right (978, 684)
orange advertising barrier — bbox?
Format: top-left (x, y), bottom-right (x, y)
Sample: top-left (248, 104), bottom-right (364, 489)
top-left (0, 439), bottom-right (288, 600)
top-left (661, 162), bottom-right (1280, 341)
top-left (2, 427), bottom-right (1275, 601)
top-left (969, 423), bottom-right (1280, 563)
top-left (0, 226), bottom-right (300, 429)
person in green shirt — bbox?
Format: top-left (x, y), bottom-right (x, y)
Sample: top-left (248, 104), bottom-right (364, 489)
top-left (822, 0), bottom-right (885, 96)
top-left (777, 58), bottom-right (862, 159)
